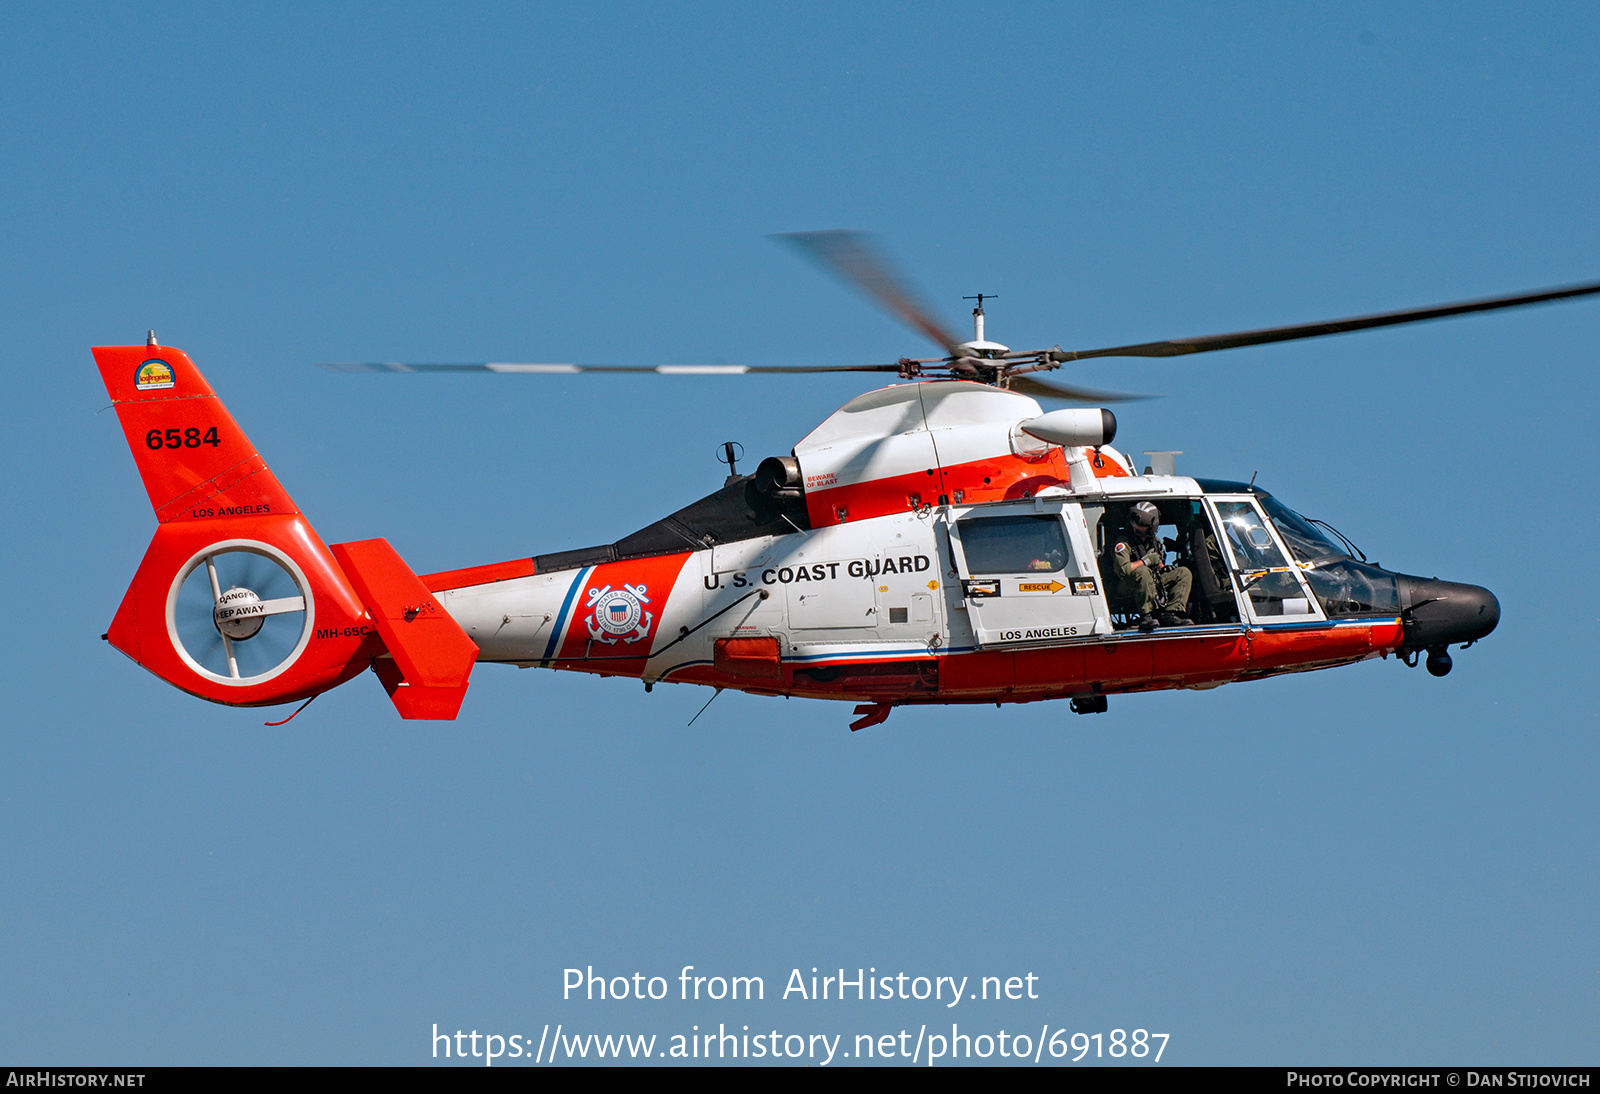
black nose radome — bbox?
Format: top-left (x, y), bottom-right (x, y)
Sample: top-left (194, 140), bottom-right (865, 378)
top-left (1400, 577), bottom-right (1501, 650)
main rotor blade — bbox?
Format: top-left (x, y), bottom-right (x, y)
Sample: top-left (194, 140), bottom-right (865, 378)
top-left (320, 361), bottom-right (910, 375)
top-left (1006, 374), bottom-right (1153, 404)
top-left (1050, 279), bottom-right (1600, 362)
top-left (773, 230), bottom-right (964, 355)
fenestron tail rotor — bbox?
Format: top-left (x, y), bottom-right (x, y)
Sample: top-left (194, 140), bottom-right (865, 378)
top-left (171, 545), bottom-right (311, 683)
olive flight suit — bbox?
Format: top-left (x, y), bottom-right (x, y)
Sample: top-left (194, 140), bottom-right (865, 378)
top-left (1110, 526), bottom-right (1193, 616)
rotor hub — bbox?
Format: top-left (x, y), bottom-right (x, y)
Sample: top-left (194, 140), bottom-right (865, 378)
top-left (214, 586), bottom-right (267, 641)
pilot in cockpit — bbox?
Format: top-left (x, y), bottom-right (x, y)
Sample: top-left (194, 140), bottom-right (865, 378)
top-left (1111, 501), bottom-right (1193, 630)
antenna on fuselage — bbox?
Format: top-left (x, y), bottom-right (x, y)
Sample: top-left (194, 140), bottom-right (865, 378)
top-left (717, 440), bottom-right (745, 486)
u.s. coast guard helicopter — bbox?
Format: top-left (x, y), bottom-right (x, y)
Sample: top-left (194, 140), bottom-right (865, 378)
top-left (95, 233), bottom-right (1598, 727)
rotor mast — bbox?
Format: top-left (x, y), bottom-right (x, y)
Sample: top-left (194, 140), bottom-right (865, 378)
top-left (960, 294), bottom-right (1009, 356)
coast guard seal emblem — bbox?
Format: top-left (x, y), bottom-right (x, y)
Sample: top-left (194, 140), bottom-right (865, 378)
top-left (584, 583), bottom-right (653, 645)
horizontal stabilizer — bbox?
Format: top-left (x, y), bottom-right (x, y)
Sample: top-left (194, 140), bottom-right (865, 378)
top-left (329, 538), bottom-right (479, 720)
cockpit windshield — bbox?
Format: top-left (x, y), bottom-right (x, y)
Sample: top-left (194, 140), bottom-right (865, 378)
top-left (1251, 493), bottom-right (1397, 616)
top-left (1257, 494), bottom-right (1349, 563)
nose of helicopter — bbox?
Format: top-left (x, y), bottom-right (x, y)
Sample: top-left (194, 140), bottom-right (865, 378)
top-left (1399, 576), bottom-right (1501, 649)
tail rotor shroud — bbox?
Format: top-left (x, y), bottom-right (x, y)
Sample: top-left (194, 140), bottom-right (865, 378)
top-left (171, 542), bottom-right (313, 683)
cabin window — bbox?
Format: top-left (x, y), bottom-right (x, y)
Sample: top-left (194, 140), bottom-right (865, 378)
top-left (957, 514), bottom-right (1070, 575)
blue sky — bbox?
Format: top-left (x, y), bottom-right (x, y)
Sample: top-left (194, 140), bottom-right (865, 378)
top-left (2, 2), bottom-right (1596, 1065)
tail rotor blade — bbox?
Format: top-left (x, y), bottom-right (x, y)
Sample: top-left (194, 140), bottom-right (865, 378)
top-left (235, 552), bottom-right (271, 593)
top-left (202, 629), bottom-right (225, 661)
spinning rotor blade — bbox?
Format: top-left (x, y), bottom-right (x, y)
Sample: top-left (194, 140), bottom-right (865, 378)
top-left (327, 231), bottom-right (965, 376)
top-left (200, 629), bottom-right (226, 664)
top-left (321, 361), bottom-right (909, 375)
top-left (1048, 279), bottom-right (1600, 362)
top-left (1006, 373), bottom-right (1152, 404)
top-left (172, 549), bottom-right (310, 681)
top-left (773, 230), bottom-right (964, 355)
top-left (236, 552), bottom-right (274, 594)
top-left (330, 358), bottom-right (1152, 404)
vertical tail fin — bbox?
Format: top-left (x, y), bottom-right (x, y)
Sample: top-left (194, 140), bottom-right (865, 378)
top-left (94, 342), bottom-right (298, 524)
top-left (96, 341), bottom-right (478, 717)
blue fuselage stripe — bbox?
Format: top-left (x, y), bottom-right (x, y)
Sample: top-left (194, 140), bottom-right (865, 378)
top-left (542, 567), bottom-right (590, 663)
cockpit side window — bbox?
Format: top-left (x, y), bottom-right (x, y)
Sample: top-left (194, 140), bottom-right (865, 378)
top-left (1212, 500), bottom-right (1317, 618)
top-left (1214, 501), bottom-right (1288, 570)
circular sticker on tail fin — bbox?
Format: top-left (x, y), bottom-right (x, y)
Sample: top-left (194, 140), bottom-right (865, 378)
top-left (136, 358), bottom-right (175, 390)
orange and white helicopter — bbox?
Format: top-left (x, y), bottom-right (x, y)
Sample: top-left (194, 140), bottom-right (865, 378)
top-left (96, 233), bottom-right (1598, 728)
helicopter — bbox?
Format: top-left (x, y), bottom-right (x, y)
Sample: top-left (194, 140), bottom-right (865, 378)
top-left (95, 232), bottom-right (1598, 727)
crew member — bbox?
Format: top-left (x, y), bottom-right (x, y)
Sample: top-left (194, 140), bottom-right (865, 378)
top-left (1110, 501), bottom-right (1193, 630)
